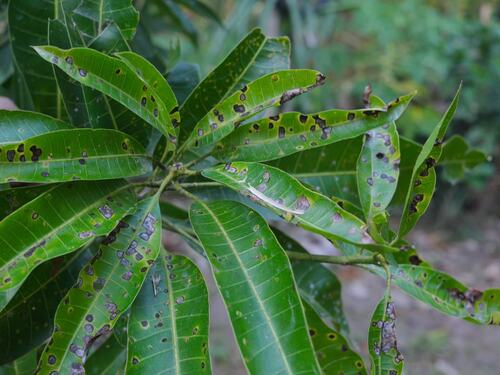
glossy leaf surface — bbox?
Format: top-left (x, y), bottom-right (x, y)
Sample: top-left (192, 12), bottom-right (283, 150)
top-left (0, 180), bottom-right (136, 291)
top-left (85, 334), bottom-right (126, 375)
top-left (368, 297), bottom-right (404, 375)
top-left (37, 197), bottom-right (161, 374)
top-left (0, 248), bottom-right (94, 364)
top-left (304, 302), bottom-right (366, 375)
top-left (190, 200), bottom-right (321, 374)
top-left (34, 46), bottom-right (177, 141)
top-left (127, 251), bottom-right (211, 373)
top-left (215, 93), bottom-right (412, 162)
top-left (0, 185), bottom-right (52, 221)
top-left (0, 129), bottom-right (151, 183)
top-left (183, 69), bottom-right (325, 153)
top-left (0, 110), bottom-right (72, 146)
top-left (357, 95), bottom-right (400, 221)
top-left (203, 162), bottom-right (375, 247)
top-left (398, 86), bottom-right (461, 237)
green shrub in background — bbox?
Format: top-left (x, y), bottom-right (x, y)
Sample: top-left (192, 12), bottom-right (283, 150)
top-left (0, 1), bottom-right (497, 374)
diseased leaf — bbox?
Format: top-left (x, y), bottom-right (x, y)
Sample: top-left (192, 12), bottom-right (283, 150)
top-left (398, 86), bottom-right (461, 237)
top-left (127, 251), bottom-right (211, 373)
top-left (0, 247), bottom-right (95, 364)
top-left (190, 200), bottom-right (321, 374)
top-left (439, 135), bottom-right (488, 184)
top-left (37, 197), bottom-right (161, 374)
top-left (74, 0), bottom-right (139, 40)
top-left (303, 302), bottom-right (366, 375)
top-left (0, 180), bottom-right (136, 291)
top-left (0, 110), bottom-right (72, 145)
top-left (274, 229), bottom-right (349, 336)
top-left (368, 297), bottom-right (404, 375)
top-left (215, 93), bottom-right (412, 162)
top-left (202, 162), bottom-right (378, 248)
top-left (182, 69), bottom-right (325, 154)
top-left (0, 349), bottom-right (37, 375)
top-left (0, 185), bottom-right (52, 221)
top-left (357, 95), bottom-right (400, 223)
top-left (34, 46), bottom-right (177, 141)
top-left (85, 334), bottom-right (126, 375)
top-left (0, 129), bottom-right (151, 183)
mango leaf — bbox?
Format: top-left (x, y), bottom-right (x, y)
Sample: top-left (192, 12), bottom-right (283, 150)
top-left (74, 0), bottom-right (139, 40)
top-left (167, 62), bottom-right (200, 105)
top-left (0, 180), bottom-right (136, 292)
top-left (0, 247), bottom-right (95, 364)
top-left (0, 185), bottom-right (54, 221)
top-left (8, 0), bottom-right (58, 115)
top-left (439, 134), bottom-right (488, 184)
top-left (202, 162), bottom-right (378, 248)
top-left (85, 334), bottom-right (126, 375)
top-left (391, 137), bottom-right (421, 206)
top-left (126, 251), bottom-right (211, 373)
top-left (368, 296), bottom-right (404, 375)
top-left (215, 93), bottom-right (412, 162)
top-left (182, 69), bottom-right (325, 154)
top-left (398, 86), bottom-right (461, 237)
top-left (0, 349), bottom-right (37, 375)
top-left (190, 200), bottom-right (321, 374)
top-left (37, 197), bottom-right (161, 374)
top-left (175, 0), bottom-right (224, 27)
top-left (34, 46), bottom-right (177, 141)
top-left (303, 302), bottom-right (366, 375)
top-left (179, 28), bottom-right (289, 144)
top-left (274, 229), bottom-right (349, 336)
top-left (0, 110), bottom-right (72, 145)
top-left (0, 129), bottom-right (151, 183)
top-left (357, 95), bottom-right (400, 223)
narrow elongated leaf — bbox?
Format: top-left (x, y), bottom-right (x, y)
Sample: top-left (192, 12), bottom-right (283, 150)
top-left (167, 62), bottom-right (200, 105)
top-left (215, 93), bottom-right (412, 162)
top-left (0, 349), bottom-right (37, 375)
top-left (0, 185), bottom-right (52, 221)
top-left (357, 95), bottom-right (400, 222)
top-left (176, 0), bottom-right (224, 27)
top-left (74, 0), bottom-right (139, 40)
top-left (0, 129), bottom-right (151, 183)
top-left (440, 134), bottom-right (488, 184)
top-left (0, 180), bottom-right (136, 291)
top-left (0, 248), bottom-right (94, 364)
top-left (34, 46), bottom-right (177, 141)
top-left (368, 297), bottom-right (404, 375)
top-left (274, 229), bottom-right (349, 336)
top-left (398, 86), bottom-right (461, 237)
top-left (183, 69), bottom-right (325, 153)
top-left (37, 197), bottom-right (161, 374)
top-left (0, 111), bottom-right (72, 145)
top-left (203, 162), bottom-right (376, 247)
top-left (85, 334), bottom-right (126, 375)
top-left (179, 28), bottom-right (267, 143)
top-left (127, 251), bottom-right (211, 373)
top-left (303, 302), bottom-right (366, 375)
top-left (190, 200), bottom-right (321, 374)
top-left (8, 0), bottom-right (57, 114)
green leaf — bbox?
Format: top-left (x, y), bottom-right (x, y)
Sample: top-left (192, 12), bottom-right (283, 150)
top-left (0, 349), bottom-right (37, 375)
top-left (0, 110), bottom-right (72, 145)
top-left (167, 62), bottom-right (200, 105)
top-left (126, 251), bottom-right (211, 373)
top-left (74, 0), bottom-right (139, 40)
top-left (357, 95), bottom-right (400, 223)
top-left (37, 197), bottom-right (162, 374)
top-left (0, 185), bottom-right (52, 221)
top-left (398, 85), bottom-right (461, 237)
top-left (215, 93), bottom-right (412, 162)
top-left (85, 334), bottom-right (126, 375)
top-left (439, 134), bottom-right (488, 184)
top-left (0, 247), bottom-right (95, 364)
top-left (179, 28), bottom-right (291, 144)
top-left (175, 0), bottom-right (224, 27)
top-left (202, 162), bottom-right (377, 248)
top-left (0, 129), bottom-right (151, 183)
top-left (34, 46), bottom-right (177, 141)
top-left (274, 229), bottom-right (349, 336)
top-left (8, 0), bottom-right (58, 115)
top-left (157, 0), bottom-right (199, 45)
top-left (0, 180), bottom-right (136, 291)
top-left (368, 297), bottom-right (404, 375)
top-left (190, 200), bottom-right (321, 374)
top-left (182, 69), bottom-right (325, 154)
top-left (303, 302), bottom-right (366, 375)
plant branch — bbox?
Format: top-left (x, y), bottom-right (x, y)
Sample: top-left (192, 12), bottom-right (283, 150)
top-left (177, 181), bottom-right (222, 189)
